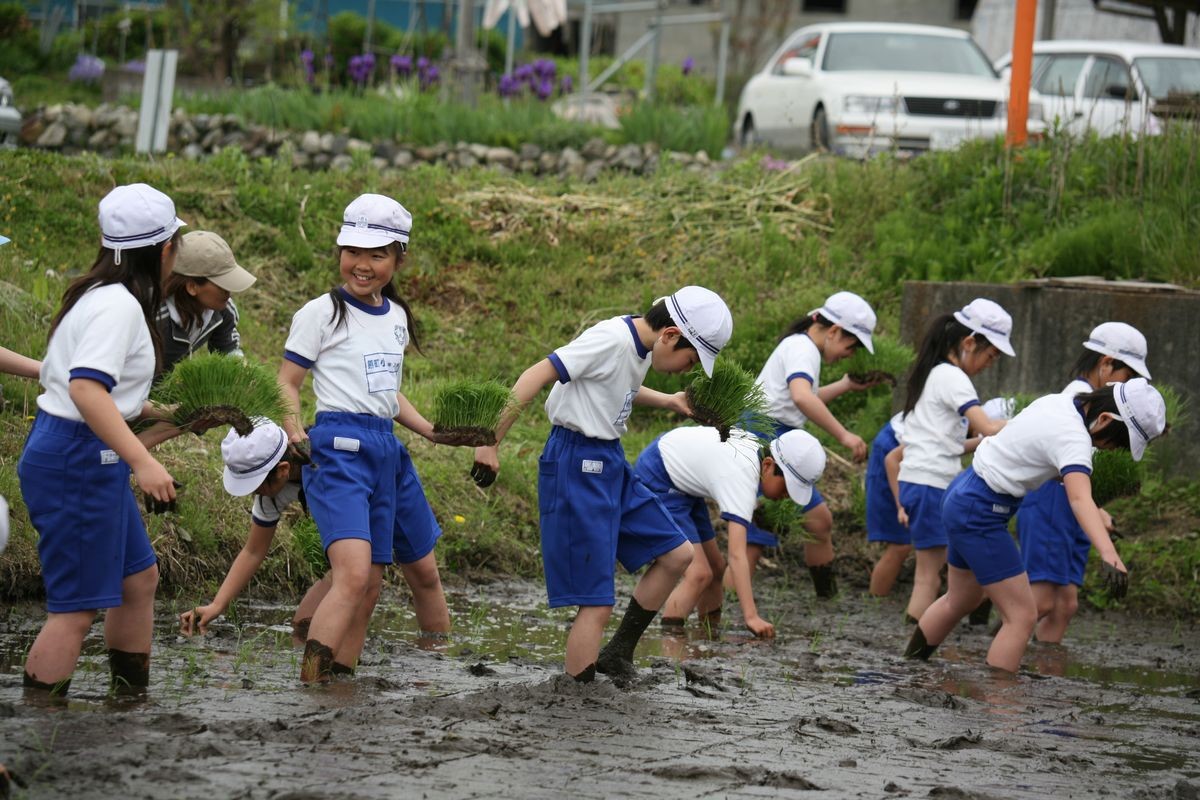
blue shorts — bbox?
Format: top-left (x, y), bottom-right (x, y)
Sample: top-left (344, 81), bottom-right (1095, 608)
top-left (18, 412), bottom-right (157, 613)
top-left (633, 436), bottom-right (717, 545)
top-left (1017, 481), bottom-right (1090, 587)
top-left (899, 482), bottom-right (948, 550)
top-left (303, 412), bottom-right (399, 565)
top-left (745, 418), bottom-right (825, 549)
top-left (392, 450), bottom-right (442, 564)
top-left (943, 466), bottom-right (1025, 586)
top-left (539, 426), bottom-right (688, 608)
top-left (866, 422), bottom-right (908, 545)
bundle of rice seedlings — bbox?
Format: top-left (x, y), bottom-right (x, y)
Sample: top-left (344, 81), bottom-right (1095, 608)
top-left (1089, 449), bottom-right (1143, 508)
top-left (685, 357), bottom-right (770, 441)
top-left (835, 335), bottom-right (914, 388)
top-left (289, 517), bottom-right (328, 578)
top-left (751, 498), bottom-right (814, 544)
top-left (152, 354), bottom-right (287, 436)
top-left (430, 379), bottom-right (516, 447)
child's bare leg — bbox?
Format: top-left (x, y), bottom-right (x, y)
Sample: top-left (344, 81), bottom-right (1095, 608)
top-left (302, 539), bottom-right (373, 683)
top-left (906, 546), bottom-right (947, 620)
top-left (983, 574), bottom-right (1037, 672)
top-left (906, 565), bottom-right (984, 660)
top-left (696, 540), bottom-right (727, 621)
top-left (566, 605), bottom-right (613, 677)
top-left (870, 544), bottom-right (913, 597)
top-left (23, 611), bottom-right (95, 693)
top-left (332, 563), bottom-right (385, 672)
top-left (632, 542), bottom-right (694, 610)
top-left (399, 553), bottom-right (451, 634)
top-left (661, 543), bottom-right (713, 623)
top-left (804, 504), bottom-right (838, 598)
top-left (292, 574), bottom-right (332, 644)
top-left (1034, 584), bottom-right (1078, 644)
top-left (103, 563), bottom-right (159, 692)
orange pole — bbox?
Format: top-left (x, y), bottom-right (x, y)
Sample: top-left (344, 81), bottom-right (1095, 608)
top-left (1007, 0), bottom-right (1038, 147)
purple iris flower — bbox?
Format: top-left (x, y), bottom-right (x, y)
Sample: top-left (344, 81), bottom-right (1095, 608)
top-left (532, 59), bottom-right (556, 80)
top-left (497, 73), bottom-right (520, 97)
top-left (300, 50), bottom-right (315, 84)
top-left (514, 63), bottom-right (534, 84)
top-left (682, 56), bottom-right (695, 76)
top-left (68, 54), bottom-right (105, 84)
top-left (420, 65), bottom-right (440, 90)
top-left (535, 78), bottom-right (553, 100)
top-left (417, 56), bottom-right (430, 71)
top-left (560, 75), bottom-right (574, 94)
top-left (391, 54), bottom-right (413, 77)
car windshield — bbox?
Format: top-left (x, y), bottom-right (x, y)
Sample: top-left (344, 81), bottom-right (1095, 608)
top-left (822, 32), bottom-right (997, 77)
top-left (1133, 57), bottom-right (1200, 99)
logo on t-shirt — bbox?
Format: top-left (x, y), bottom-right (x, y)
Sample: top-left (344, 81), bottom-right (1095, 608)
top-left (614, 389), bottom-right (636, 427)
top-left (393, 325), bottom-right (408, 349)
top-left (363, 352), bottom-right (403, 394)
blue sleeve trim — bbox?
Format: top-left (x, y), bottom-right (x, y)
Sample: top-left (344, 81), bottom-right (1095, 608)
top-left (283, 350), bottom-right (314, 369)
top-left (787, 372), bottom-right (815, 386)
top-left (1060, 465), bottom-right (1093, 478)
top-left (68, 368), bottom-right (115, 391)
top-left (547, 352), bottom-right (571, 384)
top-left (957, 399), bottom-right (981, 416)
top-left (251, 515), bottom-right (280, 528)
top-left (720, 512), bottom-right (753, 528)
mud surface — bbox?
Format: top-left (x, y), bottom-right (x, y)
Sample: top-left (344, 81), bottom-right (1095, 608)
top-left (1, 578), bottom-right (1198, 799)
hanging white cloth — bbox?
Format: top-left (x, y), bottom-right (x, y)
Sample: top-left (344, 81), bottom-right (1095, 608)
top-left (483, 0), bottom-right (568, 37)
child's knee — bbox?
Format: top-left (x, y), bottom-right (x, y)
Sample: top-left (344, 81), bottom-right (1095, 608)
top-left (661, 542), bottom-right (694, 574)
top-left (805, 505), bottom-right (833, 539)
top-left (1059, 592), bottom-right (1079, 619)
top-left (404, 558), bottom-right (444, 594)
top-left (333, 563), bottom-right (374, 598)
top-left (122, 564), bottom-right (160, 602)
top-left (686, 558), bottom-right (713, 587)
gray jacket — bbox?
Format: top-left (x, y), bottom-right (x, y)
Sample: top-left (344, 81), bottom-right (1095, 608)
top-left (156, 298), bottom-right (243, 373)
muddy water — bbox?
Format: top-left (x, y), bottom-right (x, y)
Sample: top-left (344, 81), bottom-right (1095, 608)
top-left (1, 577), bottom-right (1198, 799)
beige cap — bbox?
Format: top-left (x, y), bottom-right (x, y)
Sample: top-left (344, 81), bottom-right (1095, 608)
top-left (174, 231), bottom-right (256, 292)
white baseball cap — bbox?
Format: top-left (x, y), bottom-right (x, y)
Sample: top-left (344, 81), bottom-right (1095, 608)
top-left (664, 286), bottom-right (734, 377)
top-left (0, 494), bottom-right (8, 556)
top-left (1111, 377), bottom-right (1166, 462)
top-left (769, 429), bottom-right (827, 507)
top-left (337, 193), bottom-right (412, 250)
top-left (221, 420), bottom-right (289, 496)
top-left (954, 298), bottom-right (1015, 357)
top-left (0, 234), bottom-right (10, 246)
top-left (811, 291), bottom-right (877, 354)
top-left (98, 183), bottom-right (186, 265)
top-left (174, 231), bottom-right (257, 292)
top-left (1084, 322), bottom-right (1150, 380)
top-left (982, 396), bottom-right (1016, 420)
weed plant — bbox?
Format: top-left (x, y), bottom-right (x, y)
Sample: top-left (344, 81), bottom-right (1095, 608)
top-left (152, 354), bottom-right (288, 436)
top-left (685, 358), bottom-right (769, 440)
top-left (289, 517), bottom-right (328, 579)
top-left (431, 379), bottom-right (515, 446)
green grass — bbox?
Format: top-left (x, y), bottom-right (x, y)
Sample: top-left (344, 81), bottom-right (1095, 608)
top-left (685, 357), bottom-right (769, 439)
top-left (431, 379), bottom-right (514, 433)
top-left (151, 353), bottom-right (288, 435)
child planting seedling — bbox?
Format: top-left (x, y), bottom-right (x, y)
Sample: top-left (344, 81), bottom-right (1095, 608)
top-left (430, 379), bottom-right (516, 447)
top-left (152, 353), bottom-right (287, 436)
top-left (685, 357), bottom-right (770, 441)
top-left (832, 335), bottom-right (915, 389)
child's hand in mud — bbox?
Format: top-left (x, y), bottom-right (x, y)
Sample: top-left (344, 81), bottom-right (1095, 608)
top-left (897, 506), bottom-right (910, 528)
top-left (746, 615), bottom-right (776, 638)
top-left (142, 480), bottom-right (183, 514)
top-left (1100, 560), bottom-right (1129, 601)
top-left (0, 763), bottom-right (27, 799)
top-left (472, 445), bottom-right (499, 488)
top-left (180, 603), bottom-right (222, 636)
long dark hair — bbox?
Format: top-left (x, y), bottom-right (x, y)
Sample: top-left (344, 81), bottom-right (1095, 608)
top-left (1069, 350), bottom-right (1129, 384)
top-left (50, 230), bottom-right (181, 372)
top-left (902, 313), bottom-right (990, 416)
top-left (780, 312), bottom-right (833, 342)
top-left (1076, 386), bottom-right (1132, 450)
top-left (163, 273), bottom-right (210, 332)
top-left (328, 242), bottom-right (421, 353)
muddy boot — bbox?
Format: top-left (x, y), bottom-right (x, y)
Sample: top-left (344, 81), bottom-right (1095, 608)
top-left (660, 616), bottom-right (686, 633)
top-left (301, 639), bottom-right (335, 683)
top-left (698, 607), bottom-right (722, 638)
top-left (108, 649), bottom-right (150, 695)
top-left (292, 617), bottom-right (312, 643)
top-left (904, 624), bottom-right (938, 661)
top-left (23, 671), bottom-right (70, 697)
top-left (968, 599), bottom-right (993, 627)
top-left (570, 664), bottom-right (597, 684)
top-left (596, 598), bottom-right (656, 687)
top-left (809, 564), bottom-right (838, 599)
top-left (331, 662), bottom-right (355, 679)
top-left (904, 613), bottom-right (919, 625)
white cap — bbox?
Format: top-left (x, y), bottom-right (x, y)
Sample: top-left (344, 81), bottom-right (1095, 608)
top-left (953, 298), bottom-right (1015, 357)
top-left (1084, 322), bottom-right (1150, 380)
top-left (337, 193), bottom-right (412, 249)
top-left (98, 183), bottom-right (186, 265)
top-left (0, 234), bottom-right (10, 246)
top-left (982, 396), bottom-right (1016, 420)
top-left (811, 291), bottom-right (877, 354)
top-left (1112, 377), bottom-right (1166, 462)
top-left (769, 429), bottom-right (827, 507)
top-left (221, 420), bottom-right (289, 496)
top-left (664, 286), bottom-right (733, 377)
top-left (0, 494), bottom-right (8, 556)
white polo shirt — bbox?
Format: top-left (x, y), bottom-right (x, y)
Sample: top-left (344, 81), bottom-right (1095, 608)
top-left (544, 316), bottom-right (653, 440)
top-left (973, 392), bottom-right (1094, 498)
top-left (284, 290), bottom-right (409, 419)
top-left (898, 363), bottom-right (980, 489)
top-left (252, 481), bottom-right (302, 527)
top-left (1062, 377), bottom-right (1092, 396)
top-left (889, 411), bottom-right (906, 441)
top-left (38, 284), bottom-right (156, 421)
top-left (658, 427), bottom-right (761, 527)
top-left (757, 333), bottom-right (822, 429)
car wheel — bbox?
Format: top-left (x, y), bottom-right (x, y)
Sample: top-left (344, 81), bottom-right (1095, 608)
top-left (812, 106), bottom-right (830, 152)
top-left (740, 116), bottom-right (759, 148)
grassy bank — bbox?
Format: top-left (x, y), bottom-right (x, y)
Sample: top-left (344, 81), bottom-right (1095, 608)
top-left (2, 126), bottom-right (1199, 615)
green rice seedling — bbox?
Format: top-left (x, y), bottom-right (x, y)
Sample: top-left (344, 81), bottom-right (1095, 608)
top-left (752, 498), bottom-right (814, 544)
top-left (152, 354), bottom-right (287, 436)
top-left (1090, 449), bottom-right (1143, 508)
top-left (431, 379), bottom-right (516, 446)
top-left (832, 335), bottom-right (914, 389)
top-left (289, 517), bottom-right (328, 579)
top-left (685, 357), bottom-right (770, 441)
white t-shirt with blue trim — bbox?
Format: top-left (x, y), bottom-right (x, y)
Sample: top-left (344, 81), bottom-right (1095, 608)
top-left (658, 426), bottom-right (761, 527)
top-left (284, 290), bottom-right (409, 419)
top-left (757, 333), bottom-right (821, 430)
top-left (973, 392), bottom-right (1094, 498)
top-left (544, 316), bottom-right (653, 440)
top-left (898, 362), bottom-right (979, 490)
top-left (38, 284), bottom-right (156, 421)
top-left (252, 481), bottom-right (302, 527)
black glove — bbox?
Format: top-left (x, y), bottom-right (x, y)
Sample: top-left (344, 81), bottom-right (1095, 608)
top-left (143, 481), bottom-right (183, 515)
top-left (287, 440), bottom-right (314, 467)
top-left (1100, 561), bottom-right (1128, 601)
top-left (470, 461), bottom-right (497, 488)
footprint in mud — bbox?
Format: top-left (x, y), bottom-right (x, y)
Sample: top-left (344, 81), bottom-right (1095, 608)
top-left (893, 686), bottom-right (966, 710)
top-left (927, 787), bottom-right (1005, 799)
top-left (793, 715), bottom-right (861, 735)
top-left (928, 731), bottom-right (984, 751)
top-left (650, 765), bottom-right (821, 790)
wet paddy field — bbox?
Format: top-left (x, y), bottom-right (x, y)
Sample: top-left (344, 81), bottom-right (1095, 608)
top-left (1, 577), bottom-right (1197, 799)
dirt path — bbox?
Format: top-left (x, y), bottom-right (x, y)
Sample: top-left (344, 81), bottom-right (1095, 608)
top-left (1, 579), bottom-right (1197, 799)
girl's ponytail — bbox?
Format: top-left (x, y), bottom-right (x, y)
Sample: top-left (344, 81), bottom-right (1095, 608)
top-left (780, 313), bottom-right (833, 342)
top-left (902, 313), bottom-right (982, 416)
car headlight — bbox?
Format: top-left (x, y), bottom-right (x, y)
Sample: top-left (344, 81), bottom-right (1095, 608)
top-left (842, 95), bottom-right (898, 114)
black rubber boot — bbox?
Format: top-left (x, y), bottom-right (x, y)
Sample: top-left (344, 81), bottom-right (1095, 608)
top-left (23, 671), bottom-right (70, 696)
top-left (904, 624), bottom-right (938, 661)
top-left (904, 613), bottom-right (920, 625)
top-left (108, 649), bottom-right (150, 695)
top-left (301, 638), bottom-right (335, 683)
top-left (597, 598), bottom-right (656, 686)
top-left (331, 662), bottom-right (356, 677)
top-left (660, 616), bottom-right (686, 630)
top-left (968, 599), bottom-right (993, 627)
top-left (809, 564), bottom-right (838, 599)
top-left (570, 664), bottom-right (597, 683)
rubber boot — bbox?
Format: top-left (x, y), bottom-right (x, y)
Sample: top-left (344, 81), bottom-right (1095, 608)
top-left (301, 638), bottom-right (335, 683)
top-left (597, 598), bottom-right (656, 686)
top-left (571, 664), bottom-right (596, 683)
top-left (968, 599), bottom-right (993, 627)
top-left (108, 649), bottom-right (150, 695)
top-left (809, 563), bottom-right (838, 599)
top-left (23, 671), bottom-right (70, 697)
top-left (904, 624), bottom-right (938, 661)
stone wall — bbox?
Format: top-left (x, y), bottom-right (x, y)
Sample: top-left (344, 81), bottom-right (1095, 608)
top-left (17, 102), bottom-right (721, 180)
top-left (900, 278), bottom-right (1200, 476)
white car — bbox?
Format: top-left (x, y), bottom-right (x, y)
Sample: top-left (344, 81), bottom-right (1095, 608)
top-left (996, 41), bottom-right (1200, 138)
top-left (735, 22), bottom-right (1043, 157)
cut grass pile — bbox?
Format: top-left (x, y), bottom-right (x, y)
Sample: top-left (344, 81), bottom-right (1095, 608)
top-left (152, 354), bottom-right (288, 436)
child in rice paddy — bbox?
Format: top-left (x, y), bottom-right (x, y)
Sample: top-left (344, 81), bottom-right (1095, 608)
top-left (179, 420), bottom-right (450, 667)
top-left (1016, 323), bottom-right (1151, 644)
top-left (749, 291), bottom-right (881, 598)
top-left (156, 230), bottom-right (255, 373)
top-left (865, 412), bottom-right (909, 596)
top-left (472, 287), bottom-right (733, 683)
top-left (906, 379), bottom-right (1165, 673)
top-left (635, 425), bottom-right (826, 638)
